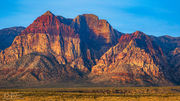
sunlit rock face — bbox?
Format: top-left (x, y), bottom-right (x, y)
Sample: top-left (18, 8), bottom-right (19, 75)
top-left (90, 31), bottom-right (171, 86)
top-left (0, 11), bottom-right (122, 80)
top-left (0, 11), bottom-right (83, 74)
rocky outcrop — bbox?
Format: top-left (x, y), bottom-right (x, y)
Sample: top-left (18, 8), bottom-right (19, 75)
top-left (73, 14), bottom-right (122, 66)
top-left (90, 31), bottom-right (171, 86)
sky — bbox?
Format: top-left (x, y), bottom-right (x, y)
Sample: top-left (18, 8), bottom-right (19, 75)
top-left (0, 0), bottom-right (180, 37)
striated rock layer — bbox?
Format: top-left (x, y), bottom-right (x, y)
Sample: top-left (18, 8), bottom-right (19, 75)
top-left (90, 31), bottom-right (171, 86)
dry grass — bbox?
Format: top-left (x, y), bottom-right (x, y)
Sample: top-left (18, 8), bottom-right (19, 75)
top-left (0, 87), bottom-right (180, 101)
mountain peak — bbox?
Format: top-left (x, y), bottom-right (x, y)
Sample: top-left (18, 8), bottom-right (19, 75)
top-left (133, 31), bottom-right (145, 36)
top-left (82, 14), bottom-right (98, 18)
top-left (22, 10), bottom-right (60, 35)
top-left (74, 14), bottom-right (99, 23)
top-left (43, 10), bottom-right (54, 16)
top-left (118, 31), bottom-right (147, 43)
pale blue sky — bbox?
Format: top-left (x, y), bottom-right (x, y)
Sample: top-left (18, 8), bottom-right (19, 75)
top-left (0, 0), bottom-right (180, 36)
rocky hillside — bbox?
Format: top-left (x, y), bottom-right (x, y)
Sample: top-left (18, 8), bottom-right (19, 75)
top-left (0, 27), bottom-right (25, 51)
top-left (0, 53), bottom-right (80, 81)
top-left (90, 31), bottom-right (171, 86)
top-left (0, 11), bottom-right (179, 87)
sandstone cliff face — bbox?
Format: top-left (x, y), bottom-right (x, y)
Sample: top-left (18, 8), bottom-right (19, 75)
top-left (74, 14), bottom-right (118, 44)
top-left (0, 11), bottom-right (121, 78)
top-left (73, 14), bottom-right (122, 64)
top-left (0, 11), bottom-right (86, 74)
top-left (0, 27), bottom-right (25, 50)
top-left (90, 31), bottom-right (170, 86)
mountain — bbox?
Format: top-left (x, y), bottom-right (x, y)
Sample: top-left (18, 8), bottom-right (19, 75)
top-left (89, 31), bottom-right (172, 86)
top-left (0, 27), bottom-right (25, 51)
top-left (0, 11), bottom-right (121, 72)
top-left (151, 35), bottom-right (180, 84)
top-left (0, 11), bottom-right (121, 86)
top-left (0, 11), bottom-right (179, 87)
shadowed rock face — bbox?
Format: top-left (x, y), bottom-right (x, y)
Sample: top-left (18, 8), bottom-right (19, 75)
top-left (150, 35), bottom-right (180, 84)
top-left (73, 14), bottom-right (122, 69)
top-left (0, 27), bottom-right (25, 50)
top-left (0, 11), bottom-right (179, 87)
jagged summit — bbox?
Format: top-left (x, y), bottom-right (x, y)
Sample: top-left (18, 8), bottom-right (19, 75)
top-left (21, 10), bottom-right (60, 35)
top-left (75, 14), bottom-right (98, 19)
top-left (74, 14), bottom-right (99, 25)
top-left (43, 10), bottom-right (54, 16)
top-left (132, 31), bottom-right (146, 37)
top-left (118, 31), bottom-right (147, 43)
top-left (82, 14), bottom-right (99, 19)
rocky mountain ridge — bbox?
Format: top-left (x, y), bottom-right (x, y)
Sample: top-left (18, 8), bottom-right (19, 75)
top-left (0, 11), bottom-right (179, 87)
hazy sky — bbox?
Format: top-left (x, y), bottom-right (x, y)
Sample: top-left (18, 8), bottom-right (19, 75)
top-left (0, 0), bottom-right (180, 37)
